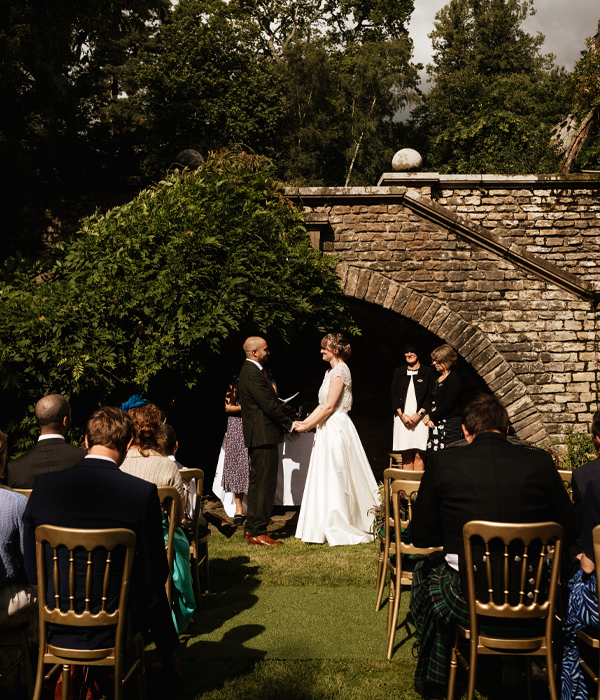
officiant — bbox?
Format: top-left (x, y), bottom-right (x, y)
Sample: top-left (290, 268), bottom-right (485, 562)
top-left (391, 344), bottom-right (436, 470)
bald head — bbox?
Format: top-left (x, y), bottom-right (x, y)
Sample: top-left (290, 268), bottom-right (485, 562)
top-left (35, 394), bottom-right (71, 435)
top-left (243, 337), bottom-right (266, 355)
top-left (243, 336), bottom-right (269, 365)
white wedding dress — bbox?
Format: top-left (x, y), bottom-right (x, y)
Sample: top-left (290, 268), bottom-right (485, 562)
top-left (295, 362), bottom-right (379, 546)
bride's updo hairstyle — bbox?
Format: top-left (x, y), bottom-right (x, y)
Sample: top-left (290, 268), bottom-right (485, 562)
top-left (322, 332), bottom-right (352, 360)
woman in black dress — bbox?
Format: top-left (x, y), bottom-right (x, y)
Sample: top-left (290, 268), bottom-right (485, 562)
top-left (424, 344), bottom-right (462, 451)
top-left (390, 344), bottom-right (436, 470)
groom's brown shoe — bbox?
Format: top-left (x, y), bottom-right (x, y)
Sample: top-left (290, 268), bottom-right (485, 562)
top-left (248, 534), bottom-right (283, 546)
top-left (244, 531), bottom-right (273, 539)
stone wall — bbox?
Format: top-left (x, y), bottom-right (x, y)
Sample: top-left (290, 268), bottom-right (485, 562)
top-left (286, 174), bottom-right (600, 449)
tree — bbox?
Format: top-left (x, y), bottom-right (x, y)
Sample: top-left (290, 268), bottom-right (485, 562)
top-left (562, 19), bottom-right (600, 172)
top-left (231, 0), bottom-right (414, 61)
top-left (0, 151), bottom-right (357, 450)
top-left (0, 0), bottom-right (169, 185)
top-left (135, 0), bottom-right (284, 174)
top-left (411, 0), bottom-right (568, 173)
top-left (134, 0), bottom-right (419, 184)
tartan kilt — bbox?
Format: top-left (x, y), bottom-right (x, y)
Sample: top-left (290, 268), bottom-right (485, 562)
top-left (409, 551), bottom-right (470, 692)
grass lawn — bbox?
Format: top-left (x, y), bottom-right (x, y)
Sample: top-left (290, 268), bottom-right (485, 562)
top-left (140, 525), bottom-right (556, 700)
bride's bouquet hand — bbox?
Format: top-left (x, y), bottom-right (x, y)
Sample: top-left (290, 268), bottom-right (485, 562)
top-left (295, 421), bottom-right (308, 434)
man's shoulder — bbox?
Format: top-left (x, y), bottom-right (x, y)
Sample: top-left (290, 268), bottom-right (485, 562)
top-left (12, 439), bottom-right (84, 460)
top-left (573, 457), bottom-right (600, 485)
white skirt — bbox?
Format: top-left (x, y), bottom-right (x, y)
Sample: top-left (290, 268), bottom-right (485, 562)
top-left (295, 412), bottom-right (379, 546)
top-left (392, 376), bottom-right (429, 451)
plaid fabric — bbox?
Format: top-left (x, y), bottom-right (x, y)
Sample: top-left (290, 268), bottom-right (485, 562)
top-left (410, 551), bottom-right (469, 692)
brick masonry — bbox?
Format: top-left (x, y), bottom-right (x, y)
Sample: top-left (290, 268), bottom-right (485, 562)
top-left (286, 174), bottom-right (600, 450)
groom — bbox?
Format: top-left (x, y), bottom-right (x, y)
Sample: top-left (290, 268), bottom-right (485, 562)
top-left (238, 336), bottom-right (295, 546)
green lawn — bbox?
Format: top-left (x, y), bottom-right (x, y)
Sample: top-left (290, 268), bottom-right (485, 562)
top-left (145, 529), bottom-right (553, 700)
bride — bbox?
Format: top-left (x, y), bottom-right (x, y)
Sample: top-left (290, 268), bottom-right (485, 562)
top-left (295, 333), bottom-right (379, 545)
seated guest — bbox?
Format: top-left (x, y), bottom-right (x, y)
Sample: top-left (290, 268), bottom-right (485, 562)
top-left (572, 411), bottom-right (600, 530)
top-left (0, 428), bottom-right (37, 628)
top-left (7, 394), bottom-right (85, 489)
top-left (408, 394), bottom-right (576, 699)
top-left (22, 407), bottom-right (181, 681)
top-left (563, 479), bottom-right (600, 700)
top-left (120, 406), bottom-right (194, 633)
top-left (120, 404), bottom-right (184, 519)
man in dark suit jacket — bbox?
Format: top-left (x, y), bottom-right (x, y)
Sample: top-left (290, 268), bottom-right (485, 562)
top-left (22, 406), bottom-right (180, 677)
top-left (407, 394), bottom-right (575, 699)
top-left (572, 411), bottom-right (600, 529)
top-left (7, 394), bottom-right (85, 489)
top-left (238, 337), bottom-right (294, 546)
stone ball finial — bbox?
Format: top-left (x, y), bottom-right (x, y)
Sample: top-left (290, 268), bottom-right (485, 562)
top-left (176, 149), bottom-right (205, 169)
top-left (392, 148), bottom-right (422, 172)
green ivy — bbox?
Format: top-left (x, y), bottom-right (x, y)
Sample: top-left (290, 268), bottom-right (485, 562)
top-left (0, 150), bottom-right (358, 450)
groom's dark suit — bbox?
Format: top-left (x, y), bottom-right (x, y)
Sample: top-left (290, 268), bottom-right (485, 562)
top-left (238, 360), bottom-right (293, 537)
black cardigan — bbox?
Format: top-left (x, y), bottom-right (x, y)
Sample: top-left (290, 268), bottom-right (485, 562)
top-left (391, 364), bottom-right (437, 415)
top-left (429, 370), bottom-right (462, 422)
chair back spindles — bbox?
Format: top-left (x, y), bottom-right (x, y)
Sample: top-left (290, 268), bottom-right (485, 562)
top-left (449, 520), bottom-right (564, 700)
top-left (462, 520), bottom-right (563, 623)
top-left (33, 526), bottom-right (143, 700)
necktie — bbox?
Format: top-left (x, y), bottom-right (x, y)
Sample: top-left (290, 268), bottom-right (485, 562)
top-left (262, 369), bottom-right (269, 380)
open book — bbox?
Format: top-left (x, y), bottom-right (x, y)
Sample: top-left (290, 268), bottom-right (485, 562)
top-left (279, 392), bottom-right (299, 404)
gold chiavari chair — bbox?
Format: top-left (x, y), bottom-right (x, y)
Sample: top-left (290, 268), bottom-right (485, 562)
top-left (33, 525), bottom-right (145, 700)
top-left (179, 469), bottom-right (210, 607)
top-left (447, 520), bottom-right (564, 700)
top-left (157, 486), bottom-right (179, 608)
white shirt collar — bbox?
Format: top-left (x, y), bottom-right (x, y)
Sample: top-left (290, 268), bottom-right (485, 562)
top-left (246, 358), bottom-right (263, 371)
top-left (38, 434), bottom-right (65, 442)
top-left (84, 454), bottom-right (117, 465)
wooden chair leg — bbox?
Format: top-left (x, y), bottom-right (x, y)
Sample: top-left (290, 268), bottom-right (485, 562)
top-left (61, 665), bottom-right (70, 700)
top-left (387, 576), bottom-right (396, 637)
top-left (466, 641), bottom-right (477, 700)
top-left (546, 645), bottom-right (558, 700)
top-left (32, 648), bottom-right (46, 700)
top-left (386, 574), bottom-right (401, 659)
top-left (190, 550), bottom-right (202, 612)
top-left (375, 563), bottom-right (387, 612)
top-left (375, 545), bottom-right (385, 592)
top-left (114, 656), bottom-right (123, 700)
top-left (447, 631), bottom-right (459, 700)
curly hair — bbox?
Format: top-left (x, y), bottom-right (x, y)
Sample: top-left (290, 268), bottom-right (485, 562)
top-left (128, 404), bottom-right (166, 457)
top-left (321, 333), bottom-right (352, 360)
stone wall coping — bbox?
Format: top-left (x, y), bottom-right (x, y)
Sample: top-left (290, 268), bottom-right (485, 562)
top-left (377, 172), bottom-right (600, 188)
top-left (403, 190), bottom-right (597, 301)
top-left (285, 186), bottom-right (407, 200)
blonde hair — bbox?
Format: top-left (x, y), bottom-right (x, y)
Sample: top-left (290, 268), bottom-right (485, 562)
top-left (321, 333), bottom-right (352, 360)
top-left (431, 343), bottom-right (457, 370)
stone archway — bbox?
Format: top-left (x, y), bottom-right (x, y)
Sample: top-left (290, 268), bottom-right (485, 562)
top-left (338, 263), bottom-right (549, 444)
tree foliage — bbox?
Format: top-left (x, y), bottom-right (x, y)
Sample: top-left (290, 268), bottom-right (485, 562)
top-left (411, 0), bottom-right (568, 174)
top-left (0, 151), bottom-right (357, 449)
top-left (568, 19), bottom-right (600, 172)
top-left (0, 0), bottom-right (168, 185)
top-left (134, 0), bottom-right (419, 185)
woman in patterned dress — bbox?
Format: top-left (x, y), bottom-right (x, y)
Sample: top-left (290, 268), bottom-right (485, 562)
top-left (424, 344), bottom-right (462, 452)
top-left (222, 377), bottom-right (250, 526)
top-left (295, 333), bottom-right (379, 546)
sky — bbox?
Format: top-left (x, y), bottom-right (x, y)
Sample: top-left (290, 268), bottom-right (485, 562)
top-left (408, 0), bottom-right (600, 91)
